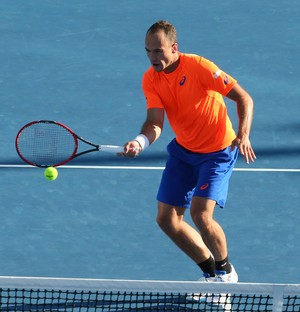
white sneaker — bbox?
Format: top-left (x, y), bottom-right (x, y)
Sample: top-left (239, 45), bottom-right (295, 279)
top-left (216, 264), bottom-right (238, 283)
top-left (187, 273), bottom-right (218, 302)
top-left (198, 272), bottom-right (218, 282)
top-left (187, 273), bottom-right (216, 302)
top-left (209, 264), bottom-right (238, 307)
top-left (188, 265), bottom-right (238, 307)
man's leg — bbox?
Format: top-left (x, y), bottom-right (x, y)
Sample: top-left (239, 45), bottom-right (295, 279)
top-left (190, 196), bottom-right (228, 262)
top-left (190, 196), bottom-right (238, 282)
top-left (156, 201), bottom-right (215, 276)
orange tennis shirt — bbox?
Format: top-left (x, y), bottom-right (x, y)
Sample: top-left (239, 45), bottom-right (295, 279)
top-left (142, 53), bottom-right (237, 153)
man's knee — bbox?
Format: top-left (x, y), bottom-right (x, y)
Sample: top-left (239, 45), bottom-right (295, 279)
top-left (190, 197), bottom-right (216, 230)
top-left (156, 202), bottom-right (184, 233)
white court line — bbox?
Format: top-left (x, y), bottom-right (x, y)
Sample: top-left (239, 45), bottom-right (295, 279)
top-left (0, 164), bottom-right (300, 172)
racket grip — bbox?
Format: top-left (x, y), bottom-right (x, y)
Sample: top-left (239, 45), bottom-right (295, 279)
top-left (99, 145), bottom-right (124, 153)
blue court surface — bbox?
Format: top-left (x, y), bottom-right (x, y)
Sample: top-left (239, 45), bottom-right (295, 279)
top-left (0, 1), bottom-right (299, 285)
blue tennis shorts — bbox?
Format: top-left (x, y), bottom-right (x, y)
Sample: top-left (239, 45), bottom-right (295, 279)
top-left (157, 139), bottom-right (239, 208)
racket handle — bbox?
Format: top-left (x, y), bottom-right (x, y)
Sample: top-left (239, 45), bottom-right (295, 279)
top-left (99, 145), bottom-right (124, 153)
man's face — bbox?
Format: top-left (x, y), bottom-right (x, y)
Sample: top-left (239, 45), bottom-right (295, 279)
top-left (145, 30), bottom-right (178, 73)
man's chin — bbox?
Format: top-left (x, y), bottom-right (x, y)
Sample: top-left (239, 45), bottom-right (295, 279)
top-left (152, 64), bottom-right (163, 72)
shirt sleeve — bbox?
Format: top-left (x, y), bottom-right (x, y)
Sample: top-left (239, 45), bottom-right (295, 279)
top-left (142, 70), bottom-right (164, 109)
top-left (198, 57), bottom-right (237, 96)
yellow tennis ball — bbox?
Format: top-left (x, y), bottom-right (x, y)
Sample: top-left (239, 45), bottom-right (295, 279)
top-left (44, 167), bottom-right (58, 181)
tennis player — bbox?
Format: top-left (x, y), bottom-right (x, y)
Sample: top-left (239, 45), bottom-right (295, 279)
top-left (121, 20), bottom-right (256, 284)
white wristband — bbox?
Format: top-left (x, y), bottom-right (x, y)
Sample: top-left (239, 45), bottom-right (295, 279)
top-left (134, 134), bottom-right (150, 151)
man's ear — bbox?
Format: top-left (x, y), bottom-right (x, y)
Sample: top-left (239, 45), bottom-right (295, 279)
top-left (172, 42), bottom-right (178, 53)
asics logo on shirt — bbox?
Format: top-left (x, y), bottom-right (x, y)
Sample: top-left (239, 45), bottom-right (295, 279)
top-left (179, 76), bottom-right (186, 86)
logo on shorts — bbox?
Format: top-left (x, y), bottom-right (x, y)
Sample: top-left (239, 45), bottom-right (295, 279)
top-left (179, 75), bottom-right (186, 86)
top-left (200, 183), bottom-right (209, 190)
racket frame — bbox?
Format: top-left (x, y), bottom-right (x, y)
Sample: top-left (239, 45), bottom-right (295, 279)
top-left (15, 120), bottom-right (123, 167)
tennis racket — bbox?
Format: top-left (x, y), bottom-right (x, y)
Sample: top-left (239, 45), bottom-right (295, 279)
top-left (15, 120), bottom-right (124, 167)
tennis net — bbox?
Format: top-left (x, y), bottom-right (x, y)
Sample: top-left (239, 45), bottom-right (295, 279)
top-left (0, 276), bottom-right (299, 311)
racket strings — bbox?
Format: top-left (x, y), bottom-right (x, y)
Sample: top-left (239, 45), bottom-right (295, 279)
top-left (17, 122), bottom-right (77, 167)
